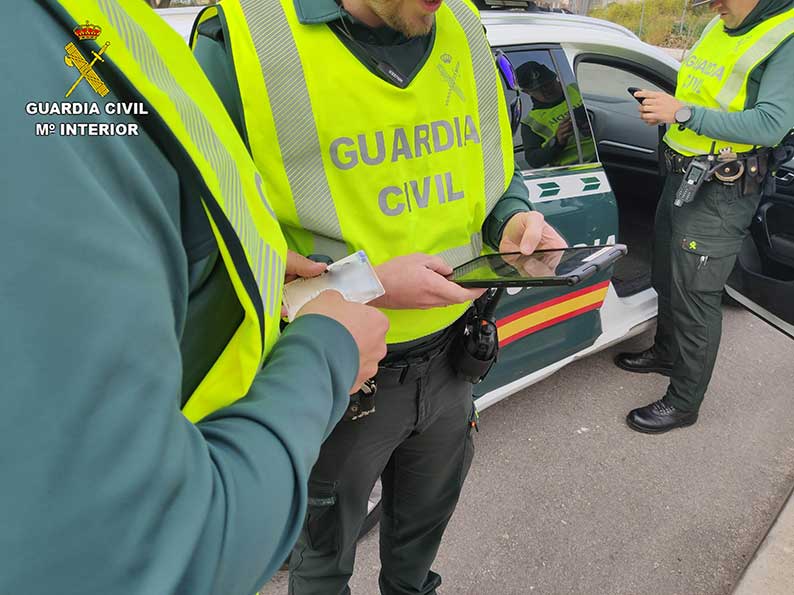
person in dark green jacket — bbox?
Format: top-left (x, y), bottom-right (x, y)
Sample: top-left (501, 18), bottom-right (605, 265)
top-left (0, 2), bottom-right (388, 594)
top-left (616, 0), bottom-right (794, 433)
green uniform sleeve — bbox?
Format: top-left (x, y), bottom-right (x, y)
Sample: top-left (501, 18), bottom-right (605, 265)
top-left (687, 36), bottom-right (794, 148)
top-left (483, 162), bottom-right (533, 250)
top-left (0, 6), bottom-right (356, 595)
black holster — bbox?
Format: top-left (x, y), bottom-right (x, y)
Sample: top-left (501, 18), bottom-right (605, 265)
top-left (449, 289), bottom-right (502, 384)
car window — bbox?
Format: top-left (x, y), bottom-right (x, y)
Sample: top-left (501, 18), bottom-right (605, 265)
top-left (576, 60), bottom-right (666, 164)
top-left (504, 48), bottom-right (596, 171)
top-left (577, 62), bottom-right (663, 101)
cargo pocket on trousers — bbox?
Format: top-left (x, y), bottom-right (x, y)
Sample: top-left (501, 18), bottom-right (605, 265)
top-left (305, 480), bottom-right (339, 553)
top-left (679, 235), bottom-right (739, 293)
top-left (710, 184), bottom-right (761, 238)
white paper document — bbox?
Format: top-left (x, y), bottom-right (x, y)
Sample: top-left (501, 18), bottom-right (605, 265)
top-left (282, 251), bottom-right (385, 321)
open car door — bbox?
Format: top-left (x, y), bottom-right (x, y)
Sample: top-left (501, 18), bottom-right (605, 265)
top-left (726, 153), bottom-right (794, 338)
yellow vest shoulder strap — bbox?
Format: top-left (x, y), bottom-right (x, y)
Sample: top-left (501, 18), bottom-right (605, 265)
top-left (54, 0), bottom-right (288, 422)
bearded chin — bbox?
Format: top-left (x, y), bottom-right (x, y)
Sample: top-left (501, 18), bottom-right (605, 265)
top-left (388, 13), bottom-right (435, 38)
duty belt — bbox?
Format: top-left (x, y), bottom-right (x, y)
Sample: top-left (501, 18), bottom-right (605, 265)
top-left (663, 147), bottom-right (768, 182)
top-left (377, 322), bottom-right (460, 387)
top-left (343, 314), bottom-right (466, 421)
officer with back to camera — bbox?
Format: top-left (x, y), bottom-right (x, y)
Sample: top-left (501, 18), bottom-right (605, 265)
top-left (192, 0), bottom-right (568, 592)
top-left (615, 0), bottom-right (794, 433)
top-left (1, 2), bottom-right (390, 594)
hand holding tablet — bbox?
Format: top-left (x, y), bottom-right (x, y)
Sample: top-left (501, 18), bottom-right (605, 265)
top-left (448, 245), bottom-right (627, 288)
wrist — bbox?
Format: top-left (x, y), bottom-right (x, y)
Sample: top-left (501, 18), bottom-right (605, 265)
top-left (674, 104), bottom-right (692, 128)
top-left (496, 209), bottom-right (530, 247)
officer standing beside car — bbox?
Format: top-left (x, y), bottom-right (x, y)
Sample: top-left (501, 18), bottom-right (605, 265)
top-left (192, 0), bottom-right (567, 592)
top-left (616, 0), bottom-right (794, 433)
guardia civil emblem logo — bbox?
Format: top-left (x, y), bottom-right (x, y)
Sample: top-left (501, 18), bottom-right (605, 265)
top-left (438, 53), bottom-right (464, 106)
top-left (27, 17), bottom-right (145, 138)
top-left (64, 21), bottom-right (110, 98)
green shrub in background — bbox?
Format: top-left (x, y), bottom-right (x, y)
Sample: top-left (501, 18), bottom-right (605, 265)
top-left (590, 0), bottom-right (714, 47)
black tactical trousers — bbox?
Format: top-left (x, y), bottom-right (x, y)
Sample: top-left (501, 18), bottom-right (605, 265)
top-left (288, 330), bottom-right (475, 595)
top-left (652, 174), bottom-right (761, 412)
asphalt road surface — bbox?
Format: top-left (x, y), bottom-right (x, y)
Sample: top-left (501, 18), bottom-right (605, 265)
top-left (261, 304), bottom-right (794, 595)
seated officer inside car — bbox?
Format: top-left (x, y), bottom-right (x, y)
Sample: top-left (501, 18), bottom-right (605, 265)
top-left (516, 60), bottom-right (595, 168)
top-left (616, 0), bottom-right (794, 433)
top-left (192, 0), bottom-right (567, 592)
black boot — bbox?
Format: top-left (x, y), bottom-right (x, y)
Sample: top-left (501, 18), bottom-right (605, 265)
top-left (614, 347), bottom-right (672, 377)
top-left (626, 400), bottom-right (698, 434)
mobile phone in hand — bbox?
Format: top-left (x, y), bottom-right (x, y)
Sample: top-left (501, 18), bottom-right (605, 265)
top-left (627, 87), bottom-right (645, 104)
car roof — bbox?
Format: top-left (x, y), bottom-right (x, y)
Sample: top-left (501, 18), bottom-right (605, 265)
top-left (481, 10), bottom-right (640, 44)
top-left (481, 10), bottom-right (680, 76)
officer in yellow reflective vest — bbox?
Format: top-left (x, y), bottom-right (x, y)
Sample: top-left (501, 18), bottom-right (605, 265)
top-left (615, 0), bottom-right (794, 433)
top-left (193, 0), bottom-right (566, 592)
top-left (516, 61), bottom-right (596, 168)
top-left (1, 2), bottom-right (389, 594)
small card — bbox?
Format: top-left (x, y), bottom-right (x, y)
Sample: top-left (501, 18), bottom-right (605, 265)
top-left (282, 250), bottom-right (385, 321)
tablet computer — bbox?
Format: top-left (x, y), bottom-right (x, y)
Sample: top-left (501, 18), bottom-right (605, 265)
top-left (449, 244), bottom-right (627, 288)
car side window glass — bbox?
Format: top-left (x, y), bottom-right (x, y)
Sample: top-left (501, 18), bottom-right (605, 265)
top-left (576, 61), bottom-right (665, 163)
top-left (506, 48), bottom-right (594, 171)
top-left (576, 62), bottom-right (663, 101)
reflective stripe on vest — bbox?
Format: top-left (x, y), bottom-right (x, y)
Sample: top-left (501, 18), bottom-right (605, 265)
top-left (55, 0), bottom-right (287, 422)
top-left (216, 0), bottom-right (514, 341)
top-left (665, 9), bottom-right (794, 156)
top-left (445, 0), bottom-right (507, 213)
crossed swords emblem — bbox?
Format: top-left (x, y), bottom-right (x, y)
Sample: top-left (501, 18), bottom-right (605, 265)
top-left (64, 41), bottom-right (111, 98)
top-left (437, 58), bottom-right (465, 106)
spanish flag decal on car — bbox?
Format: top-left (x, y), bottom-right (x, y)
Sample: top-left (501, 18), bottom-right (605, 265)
top-left (497, 281), bottom-right (610, 347)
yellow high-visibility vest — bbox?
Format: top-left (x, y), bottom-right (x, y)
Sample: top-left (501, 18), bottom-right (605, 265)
top-left (665, 8), bottom-right (794, 156)
top-left (203, 0), bottom-right (515, 342)
top-left (521, 85), bottom-right (594, 166)
top-left (55, 0), bottom-right (288, 422)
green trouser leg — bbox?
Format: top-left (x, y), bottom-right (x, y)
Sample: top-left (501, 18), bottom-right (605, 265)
top-left (651, 175), bottom-right (678, 364)
top-left (652, 175), bottom-right (761, 412)
top-left (288, 346), bottom-right (474, 595)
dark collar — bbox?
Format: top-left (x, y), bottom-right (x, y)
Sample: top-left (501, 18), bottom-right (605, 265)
top-left (292, 0), bottom-right (346, 24)
top-left (725, 0), bottom-right (794, 36)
